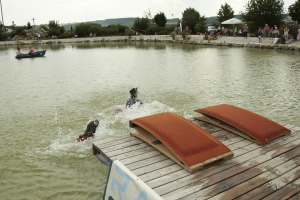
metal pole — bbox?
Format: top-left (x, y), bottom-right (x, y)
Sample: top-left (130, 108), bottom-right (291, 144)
top-left (0, 0), bottom-right (5, 32)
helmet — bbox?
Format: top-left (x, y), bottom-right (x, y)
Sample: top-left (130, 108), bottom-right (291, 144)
top-left (129, 87), bottom-right (138, 96)
top-left (94, 120), bottom-right (99, 125)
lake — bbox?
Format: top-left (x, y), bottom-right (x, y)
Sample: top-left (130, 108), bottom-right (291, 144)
top-left (0, 42), bottom-right (299, 199)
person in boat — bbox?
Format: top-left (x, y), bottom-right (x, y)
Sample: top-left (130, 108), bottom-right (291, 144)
top-left (16, 47), bottom-right (24, 57)
top-left (77, 120), bottom-right (99, 141)
top-left (126, 87), bottom-right (143, 108)
top-left (28, 47), bottom-right (35, 55)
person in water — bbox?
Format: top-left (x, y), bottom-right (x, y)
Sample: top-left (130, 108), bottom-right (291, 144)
top-left (77, 120), bottom-right (99, 141)
top-left (125, 87), bottom-right (143, 108)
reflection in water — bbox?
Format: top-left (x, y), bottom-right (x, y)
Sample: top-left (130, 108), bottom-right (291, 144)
top-left (46, 43), bottom-right (66, 51)
top-left (0, 42), bottom-right (299, 199)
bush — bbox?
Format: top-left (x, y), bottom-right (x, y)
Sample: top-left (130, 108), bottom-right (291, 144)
top-left (0, 32), bottom-right (13, 41)
top-left (58, 31), bottom-right (73, 39)
top-left (75, 23), bottom-right (91, 37)
top-left (75, 23), bottom-right (127, 37)
top-left (147, 25), bottom-right (175, 35)
top-left (39, 25), bottom-right (49, 31)
top-left (287, 23), bottom-right (300, 39)
top-left (48, 28), bottom-right (60, 37)
top-left (125, 28), bottom-right (135, 36)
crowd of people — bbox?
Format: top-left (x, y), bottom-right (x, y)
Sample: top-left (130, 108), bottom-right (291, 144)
top-left (201, 23), bottom-right (300, 44)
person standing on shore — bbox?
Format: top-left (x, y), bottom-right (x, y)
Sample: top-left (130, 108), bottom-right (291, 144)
top-left (297, 29), bottom-right (300, 40)
top-left (284, 27), bottom-right (289, 41)
top-left (269, 27), bottom-right (273, 39)
top-left (258, 28), bottom-right (263, 43)
top-left (217, 26), bottom-right (221, 37)
top-left (243, 24), bottom-right (248, 39)
top-left (234, 26), bottom-right (237, 37)
top-left (264, 24), bottom-right (270, 39)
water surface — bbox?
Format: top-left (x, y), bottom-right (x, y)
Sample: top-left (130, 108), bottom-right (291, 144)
top-left (0, 42), bottom-right (299, 199)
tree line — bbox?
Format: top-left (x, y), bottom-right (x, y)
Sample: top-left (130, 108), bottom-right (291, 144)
top-left (1, 0), bottom-right (300, 40)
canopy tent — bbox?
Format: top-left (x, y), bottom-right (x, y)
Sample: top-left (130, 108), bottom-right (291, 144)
top-left (221, 17), bottom-right (243, 25)
top-left (221, 18), bottom-right (244, 35)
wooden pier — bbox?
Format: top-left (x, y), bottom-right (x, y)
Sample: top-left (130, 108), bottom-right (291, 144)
top-left (93, 119), bottom-right (300, 199)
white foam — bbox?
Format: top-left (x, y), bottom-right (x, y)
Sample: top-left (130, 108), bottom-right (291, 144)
top-left (40, 100), bottom-right (176, 157)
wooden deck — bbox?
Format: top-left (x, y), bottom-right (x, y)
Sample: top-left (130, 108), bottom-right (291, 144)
top-left (93, 119), bottom-right (300, 200)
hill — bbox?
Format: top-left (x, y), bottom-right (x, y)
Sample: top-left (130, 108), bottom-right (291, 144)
top-left (61, 15), bottom-right (243, 30)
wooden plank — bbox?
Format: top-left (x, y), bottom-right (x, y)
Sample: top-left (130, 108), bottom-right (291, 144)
top-left (112, 147), bottom-right (157, 162)
top-left (124, 135), bottom-right (252, 186)
top-left (92, 120), bottom-right (299, 200)
top-left (237, 164), bottom-right (300, 199)
top-left (126, 154), bottom-right (169, 170)
top-left (121, 149), bottom-right (163, 165)
top-left (93, 134), bottom-right (132, 146)
top-left (92, 135), bottom-right (138, 155)
top-left (98, 137), bottom-right (144, 152)
top-left (131, 158), bottom-right (177, 176)
top-left (262, 178), bottom-right (300, 200)
top-left (289, 192), bottom-right (300, 200)
top-left (104, 142), bottom-right (152, 158)
top-left (145, 140), bottom-right (258, 189)
top-left (207, 156), bottom-right (300, 200)
top-left (148, 127), bottom-right (297, 192)
top-left (158, 137), bottom-right (300, 199)
top-left (163, 147), bottom-right (300, 200)
top-left (139, 163), bottom-right (182, 182)
top-left (145, 134), bottom-right (293, 190)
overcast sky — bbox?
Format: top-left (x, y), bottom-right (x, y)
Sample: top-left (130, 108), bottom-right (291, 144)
top-left (0, 0), bottom-right (296, 26)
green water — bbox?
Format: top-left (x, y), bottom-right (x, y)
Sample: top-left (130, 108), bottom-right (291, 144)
top-left (0, 42), bottom-right (299, 199)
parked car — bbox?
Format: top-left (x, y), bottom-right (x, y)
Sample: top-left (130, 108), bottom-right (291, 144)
top-left (207, 26), bottom-right (217, 34)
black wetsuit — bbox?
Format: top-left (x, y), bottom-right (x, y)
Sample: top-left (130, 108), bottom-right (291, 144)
top-left (125, 96), bottom-right (143, 108)
top-left (79, 121), bottom-right (98, 138)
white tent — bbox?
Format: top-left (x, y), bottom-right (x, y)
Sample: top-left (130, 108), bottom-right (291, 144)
top-left (221, 18), bottom-right (244, 34)
top-left (221, 17), bottom-right (243, 25)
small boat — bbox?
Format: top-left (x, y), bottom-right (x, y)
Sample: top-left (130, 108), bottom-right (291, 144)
top-left (15, 50), bottom-right (46, 59)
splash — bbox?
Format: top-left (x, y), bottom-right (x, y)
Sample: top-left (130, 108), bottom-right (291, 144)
top-left (38, 101), bottom-right (176, 158)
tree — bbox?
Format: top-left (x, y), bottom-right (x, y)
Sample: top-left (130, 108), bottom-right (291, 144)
top-left (288, 0), bottom-right (300, 22)
top-left (75, 23), bottom-right (91, 37)
top-left (153, 12), bottom-right (167, 27)
top-left (133, 17), bottom-right (150, 32)
top-left (194, 16), bottom-right (207, 33)
top-left (217, 3), bottom-right (234, 24)
top-left (39, 24), bottom-right (48, 31)
top-left (48, 20), bottom-right (61, 36)
top-left (241, 0), bottom-right (284, 32)
top-left (182, 7), bottom-right (203, 34)
top-left (27, 22), bottom-right (32, 29)
top-left (0, 21), bottom-right (3, 33)
top-left (144, 8), bottom-right (153, 25)
top-left (48, 20), bottom-right (59, 29)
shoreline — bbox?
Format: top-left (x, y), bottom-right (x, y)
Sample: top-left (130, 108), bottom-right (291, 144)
top-left (1, 35), bottom-right (300, 51)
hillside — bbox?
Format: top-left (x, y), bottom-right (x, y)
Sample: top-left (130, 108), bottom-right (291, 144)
top-left (61, 15), bottom-right (243, 30)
